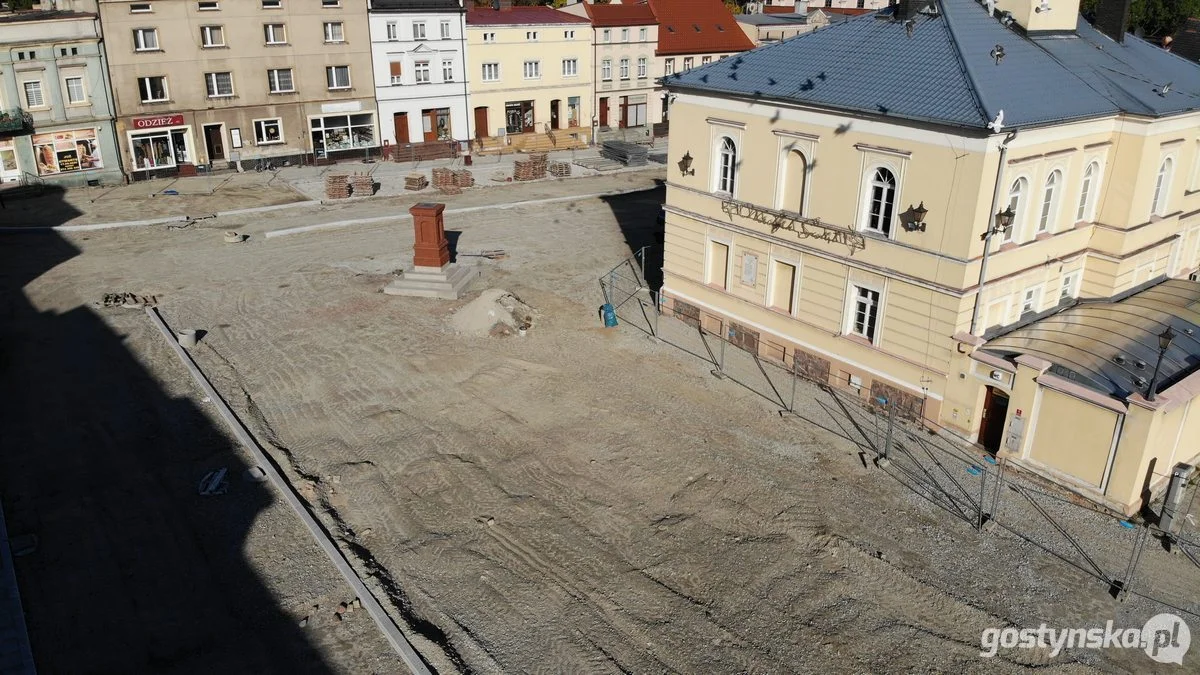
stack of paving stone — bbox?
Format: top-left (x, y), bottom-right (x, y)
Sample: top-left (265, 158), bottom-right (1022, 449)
top-left (404, 173), bottom-right (429, 191)
top-left (431, 167), bottom-right (455, 188)
top-left (513, 159), bottom-right (547, 181)
top-left (549, 161), bottom-right (571, 178)
top-left (601, 141), bottom-right (648, 166)
top-left (325, 174), bottom-right (350, 199)
top-left (349, 173), bottom-right (374, 197)
top-left (452, 169), bottom-right (475, 188)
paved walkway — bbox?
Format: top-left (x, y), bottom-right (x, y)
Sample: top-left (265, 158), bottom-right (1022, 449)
top-left (1, 145), bottom-right (666, 229)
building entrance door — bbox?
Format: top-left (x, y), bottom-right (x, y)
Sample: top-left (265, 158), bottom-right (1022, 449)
top-left (394, 112), bottom-right (410, 144)
top-left (550, 99), bottom-right (560, 130)
top-left (203, 124), bottom-right (225, 161)
top-left (978, 386), bottom-right (1010, 454)
top-left (473, 106), bottom-right (488, 139)
top-left (599, 97), bottom-right (609, 127)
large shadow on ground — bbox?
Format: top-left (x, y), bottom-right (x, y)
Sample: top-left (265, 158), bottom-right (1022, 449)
top-left (0, 187), bottom-right (335, 673)
top-left (601, 181), bottom-right (666, 291)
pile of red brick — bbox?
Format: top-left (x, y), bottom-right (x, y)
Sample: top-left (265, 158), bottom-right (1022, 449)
top-left (404, 173), bottom-right (429, 191)
top-left (452, 169), bottom-right (474, 188)
top-left (549, 161), bottom-right (571, 178)
top-left (432, 167), bottom-right (455, 188)
top-left (325, 174), bottom-right (350, 199)
top-left (513, 158), bottom-right (547, 182)
top-left (349, 173), bottom-right (374, 197)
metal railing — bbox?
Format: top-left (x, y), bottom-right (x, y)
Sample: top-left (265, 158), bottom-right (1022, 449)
top-left (0, 107), bottom-right (32, 134)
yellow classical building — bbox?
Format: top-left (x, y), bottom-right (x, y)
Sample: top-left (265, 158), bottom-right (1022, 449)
top-left (659, 0), bottom-right (1200, 513)
top-left (464, 1), bottom-right (591, 151)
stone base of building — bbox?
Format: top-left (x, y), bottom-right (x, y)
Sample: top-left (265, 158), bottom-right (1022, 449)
top-left (383, 263), bottom-right (477, 300)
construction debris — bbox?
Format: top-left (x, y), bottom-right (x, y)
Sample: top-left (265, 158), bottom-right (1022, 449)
top-left (101, 292), bottom-right (158, 308)
top-left (549, 161), bottom-right (571, 178)
top-left (459, 249), bottom-right (507, 260)
top-left (601, 141), bottom-right (648, 167)
top-left (513, 157), bottom-right (547, 182)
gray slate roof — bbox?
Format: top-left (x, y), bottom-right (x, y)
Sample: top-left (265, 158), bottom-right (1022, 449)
top-left (735, 13), bottom-right (809, 26)
top-left (664, 0), bottom-right (1200, 130)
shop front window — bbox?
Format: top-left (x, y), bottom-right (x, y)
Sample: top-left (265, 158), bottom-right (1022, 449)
top-left (505, 100), bottom-right (534, 134)
top-left (0, 139), bottom-right (19, 183)
top-left (131, 128), bottom-right (189, 169)
top-left (567, 96), bottom-right (580, 128)
top-left (33, 128), bottom-right (104, 176)
top-left (310, 113), bottom-right (375, 155)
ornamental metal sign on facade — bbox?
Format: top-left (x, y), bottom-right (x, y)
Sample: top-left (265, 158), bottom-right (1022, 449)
top-left (720, 199), bottom-right (866, 255)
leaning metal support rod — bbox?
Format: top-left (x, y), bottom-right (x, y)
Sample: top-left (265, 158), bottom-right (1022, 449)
top-left (969, 129), bottom-right (1018, 335)
top-left (1015, 485), bottom-right (1109, 583)
top-left (145, 307), bottom-right (432, 675)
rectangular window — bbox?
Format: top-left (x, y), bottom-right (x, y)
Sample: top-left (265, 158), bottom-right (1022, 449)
top-left (64, 76), bottom-right (85, 104)
top-left (321, 0), bottom-right (340, 6)
top-left (562, 58), bottom-right (577, 77)
top-left (323, 21), bottom-right (343, 42)
top-left (197, 1), bottom-right (218, 10)
top-left (267, 68), bottom-right (294, 93)
top-left (851, 286), bottom-right (880, 342)
top-left (637, 57), bottom-right (647, 78)
top-left (482, 31), bottom-right (495, 42)
top-left (770, 260), bottom-right (797, 313)
top-left (254, 118), bottom-right (283, 144)
top-left (526, 30), bottom-right (538, 41)
top-left (133, 28), bottom-right (158, 51)
top-left (664, 58), bottom-right (674, 75)
top-left (138, 75), bottom-right (168, 102)
top-left (262, 0), bottom-right (281, 7)
top-left (602, 28), bottom-right (610, 42)
top-left (481, 62), bottom-right (500, 82)
top-left (564, 29), bottom-right (574, 39)
top-left (326, 65), bottom-right (350, 89)
top-left (1022, 286), bottom-right (1043, 314)
top-left (523, 60), bottom-right (540, 79)
top-left (702, 55), bottom-right (712, 65)
top-left (619, 58), bottom-right (629, 79)
top-left (201, 25), bottom-right (225, 47)
top-left (683, 57), bottom-right (694, 70)
top-left (130, 2), bottom-right (151, 11)
top-left (413, 22), bottom-right (426, 39)
top-left (414, 60), bottom-right (430, 83)
top-left (601, 59), bottom-right (611, 81)
top-left (23, 81), bottom-right (44, 108)
top-left (442, 60), bottom-right (454, 82)
top-left (264, 23), bottom-right (286, 44)
top-left (708, 241), bottom-right (729, 289)
top-left (386, 21), bottom-right (397, 40)
top-left (310, 113), bottom-right (375, 152)
top-left (1059, 271), bottom-right (1080, 301)
top-left (205, 71), bottom-right (233, 97)
top-left (389, 61), bottom-right (402, 85)
top-left (441, 20), bottom-right (451, 39)
top-left (740, 253), bottom-right (758, 286)
top-left (639, 27), bottom-right (647, 41)
top-left (620, 28), bottom-right (629, 42)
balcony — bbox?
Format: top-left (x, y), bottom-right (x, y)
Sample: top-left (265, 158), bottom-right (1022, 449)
top-left (0, 108), bottom-right (33, 135)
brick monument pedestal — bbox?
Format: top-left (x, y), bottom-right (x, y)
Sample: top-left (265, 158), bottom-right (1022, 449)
top-left (383, 202), bottom-right (476, 299)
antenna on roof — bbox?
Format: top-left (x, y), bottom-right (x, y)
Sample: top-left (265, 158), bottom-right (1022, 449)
top-left (990, 44), bottom-right (1005, 64)
top-left (1034, 0), bottom-right (1051, 12)
top-left (905, 18), bottom-right (915, 37)
top-left (1157, 82), bottom-right (1173, 96)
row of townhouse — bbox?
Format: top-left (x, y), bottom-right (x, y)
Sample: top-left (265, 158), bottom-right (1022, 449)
top-left (0, 0), bottom-right (750, 186)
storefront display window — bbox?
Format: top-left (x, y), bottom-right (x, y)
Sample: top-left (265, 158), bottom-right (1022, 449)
top-left (567, 96), bottom-right (580, 128)
top-left (310, 113), bottom-right (375, 156)
top-left (32, 128), bottom-right (104, 176)
top-left (130, 129), bottom-right (189, 169)
top-left (0, 139), bottom-right (18, 182)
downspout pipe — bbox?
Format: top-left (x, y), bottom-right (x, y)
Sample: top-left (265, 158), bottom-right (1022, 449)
top-left (459, 0), bottom-right (470, 143)
top-left (969, 128), bottom-right (1018, 336)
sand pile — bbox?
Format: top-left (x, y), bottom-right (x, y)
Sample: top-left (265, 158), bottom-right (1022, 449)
top-left (450, 289), bottom-right (538, 337)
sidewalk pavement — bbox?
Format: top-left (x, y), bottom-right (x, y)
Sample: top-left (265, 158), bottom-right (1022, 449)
top-left (0, 145), bottom-right (667, 229)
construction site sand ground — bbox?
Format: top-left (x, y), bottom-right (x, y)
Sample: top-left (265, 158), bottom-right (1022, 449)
top-left (5, 168), bottom-right (1200, 673)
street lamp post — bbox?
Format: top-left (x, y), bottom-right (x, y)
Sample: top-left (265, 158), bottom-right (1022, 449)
top-left (1145, 326), bottom-right (1176, 402)
top-left (968, 206), bottom-right (1015, 334)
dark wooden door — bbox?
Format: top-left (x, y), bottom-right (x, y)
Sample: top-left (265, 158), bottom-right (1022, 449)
top-left (619, 97), bottom-right (628, 128)
top-left (550, 100), bottom-right (560, 130)
top-left (393, 112), bottom-right (409, 144)
top-left (599, 97), bottom-right (608, 127)
top-left (979, 386), bottom-right (1009, 453)
top-left (203, 125), bottom-right (224, 160)
top-left (474, 106), bottom-right (488, 139)
top-left (421, 110), bottom-right (438, 143)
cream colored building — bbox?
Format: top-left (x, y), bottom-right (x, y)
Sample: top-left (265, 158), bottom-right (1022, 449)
top-left (98, 0), bottom-right (378, 177)
top-left (464, 3), bottom-right (590, 150)
top-left (659, 0), bottom-right (1200, 514)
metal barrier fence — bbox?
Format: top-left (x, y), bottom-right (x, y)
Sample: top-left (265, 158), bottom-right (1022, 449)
top-left (600, 261), bottom-right (1200, 619)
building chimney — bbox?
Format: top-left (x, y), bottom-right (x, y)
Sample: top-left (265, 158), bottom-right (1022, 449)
top-left (1094, 0), bottom-right (1130, 43)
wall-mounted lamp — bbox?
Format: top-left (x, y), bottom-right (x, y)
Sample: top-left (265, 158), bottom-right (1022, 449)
top-left (678, 151), bottom-right (695, 176)
top-left (903, 201), bottom-right (928, 232)
top-left (980, 205), bottom-right (1014, 241)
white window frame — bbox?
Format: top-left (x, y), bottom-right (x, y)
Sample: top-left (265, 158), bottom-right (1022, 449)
top-left (262, 0), bottom-right (281, 7)
top-left (204, 71), bottom-right (234, 98)
top-left (1004, 176), bottom-right (1028, 243)
top-left (664, 58), bottom-right (674, 76)
top-left (702, 55), bottom-right (712, 65)
top-left (1059, 270), bottom-right (1081, 301)
top-left (601, 59), bottom-right (611, 81)
top-left (714, 135), bottom-right (738, 196)
top-left (683, 56), bottom-right (694, 69)
top-left (767, 257), bottom-right (801, 315)
top-left (22, 80), bottom-right (45, 108)
top-left (523, 60), bottom-right (540, 80)
top-left (861, 166), bottom-right (897, 237)
top-left (440, 20), bottom-right (451, 39)
top-left (138, 75), bottom-right (168, 102)
top-left (637, 57), bottom-right (647, 78)
top-left (706, 238), bottom-right (732, 289)
top-left (323, 21), bottom-right (343, 43)
top-left (267, 67), bottom-right (294, 93)
top-left (482, 31), bottom-right (496, 43)
top-left (1021, 285), bottom-right (1043, 315)
top-left (321, 0), bottom-right (340, 6)
top-left (619, 58), bottom-right (629, 80)
top-left (602, 28), bottom-right (610, 42)
top-left (1037, 169), bottom-right (1061, 234)
top-left (1077, 161), bottom-right (1100, 222)
top-left (201, 24), bottom-right (225, 47)
top-left (414, 60), bottom-right (430, 84)
top-left (197, 1), bottom-right (219, 10)
top-left (413, 21), bottom-right (426, 39)
top-left (64, 76), bottom-right (86, 104)
top-left (1152, 157), bottom-right (1174, 217)
top-left (253, 117), bottom-right (283, 144)
top-left (620, 27), bottom-right (629, 42)
top-left (639, 27), bottom-right (647, 41)
top-left (130, 2), bottom-right (152, 11)
top-left (264, 23), bottom-right (287, 45)
top-left (564, 29), bottom-right (575, 39)
top-left (442, 60), bottom-right (454, 82)
top-left (847, 283), bottom-right (882, 344)
top-left (481, 62), bottom-right (500, 82)
top-left (386, 21), bottom-right (397, 41)
top-left (526, 30), bottom-right (538, 41)
top-left (561, 58), bottom-right (577, 77)
top-left (133, 27), bottom-right (159, 51)
top-left (326, 65), bottom-right (351, 90)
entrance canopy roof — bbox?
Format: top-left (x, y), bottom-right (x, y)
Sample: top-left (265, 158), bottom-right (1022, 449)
top-left (982, 280), bottom-right (1200, 400)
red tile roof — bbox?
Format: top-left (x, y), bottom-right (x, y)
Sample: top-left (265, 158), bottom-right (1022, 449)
top-left (585, 3), bottom-right (657, 27)
top-left (648, 0), bottom-right (754, 56)
top-left (466, 5), bottom-right (590, 26)
top-left (762, 5), bottom-right (797, 12)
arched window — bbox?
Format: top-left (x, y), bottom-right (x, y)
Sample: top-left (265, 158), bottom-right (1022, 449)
top-left (1076, 162), bottom-right (1098, 222)
top-left (1152, 157), bottom-right (1173, 216)
top-left (1004, 177), bottom-right (1027, 242)
top-left (1037, 170), bottom-right (1061, 234)
top-left (716, 137), bottom-right (737, 195)
top-left (782, 149), bottom-right (807, 215)
top-left (865, 167), bottom-right (895, 235)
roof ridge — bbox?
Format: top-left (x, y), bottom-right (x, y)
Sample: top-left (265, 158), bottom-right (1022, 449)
top-left (938, 0), bottom-right (994, 128)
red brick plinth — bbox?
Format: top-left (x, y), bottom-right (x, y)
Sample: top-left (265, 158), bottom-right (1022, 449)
top-left (411, 202), bottom-right (450, 269)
